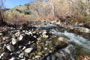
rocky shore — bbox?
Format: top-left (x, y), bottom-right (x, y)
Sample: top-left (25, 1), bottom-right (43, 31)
top-left (0, 21), bottom-right (90, 60)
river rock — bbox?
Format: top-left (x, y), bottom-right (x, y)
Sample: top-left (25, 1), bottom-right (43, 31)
top-left (19, 52), bottom-right (24, 58)
top-left (18, 35), bottom-right (23, 41)
top-left (9, 57), bottom-right (15, 60)
top-left (76, 27), bottom-right (90, 33)
top-left (35, 55), bottom-right (41, 58)
top-left (0, 52), bottom-right (9, 60)
top-left (6, 44), bottom-right (15, 51)
top-left (53, 40), bottom-right (68, 50)
top-left (11, 38), bottom-right (17, 45)
top-left (58, 36), bottom-right (70, 41)
top-left (42, 34), bottom-right (48, 38)
top-left (0, 32), bottom-right (2, 35)
top-left (24, 48), bottom-right (33, 53)
top-left (15, 31), bottom-right (20, 37)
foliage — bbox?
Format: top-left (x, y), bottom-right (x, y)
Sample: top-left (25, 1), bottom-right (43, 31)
top-left (24, 11), bottom-right (31, 15)
top-left (72, 14), bottom-right (90, 24)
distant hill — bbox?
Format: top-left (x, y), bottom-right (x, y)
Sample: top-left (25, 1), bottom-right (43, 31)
top-left (5, 0), bottom-right (90, 24)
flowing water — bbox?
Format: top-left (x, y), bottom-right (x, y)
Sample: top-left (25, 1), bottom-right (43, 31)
top-left (1, 21), bottom-right (89, 60)
top-left (39, 23), bottom-right (90, 60)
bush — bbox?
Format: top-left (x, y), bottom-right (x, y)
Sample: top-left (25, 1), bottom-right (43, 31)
top-left (24, 11), bottom-right (31, 15)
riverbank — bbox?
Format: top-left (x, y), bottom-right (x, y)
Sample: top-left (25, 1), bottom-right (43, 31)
top-left (0, 21), bottom-right (90, 60)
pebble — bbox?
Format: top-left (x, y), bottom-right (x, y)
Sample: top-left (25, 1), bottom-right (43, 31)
top-left (15, 31), bottom-right (20, 37)
top-left (58, 36), bottom-right (69, 41)
top-left (21, 58), bottom-right (26, 60)
top-left (6, 44), bottom-right (15, 51)
top-left (0, 52), bottom-right (9, 60)
top-left (37, 52), bottom-right (42, 56)
top-left (18, 35), bottom-right (23, 41)
top-left (3, 37), bottom-right (9, 41)
top-left (44, 48), bottom-right (48, 50)
top-left (9, 57), bottom-right (15, 60)
top-left (24, 48), bottom-right (33, 53)
top-left (19, 53), bottom-right (24, 58)
top-left (12, 38), bottom-right (17, 45)
top-left (0, 32), bottom-right (2, 35)
top-left (0, 53), bottom-right (5, 58)
top-left (42, 34), bottom-right (48, 38)
top-left (35, 55), bottom-right (41, 58)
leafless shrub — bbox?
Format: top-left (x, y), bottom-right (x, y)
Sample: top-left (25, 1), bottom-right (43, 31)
top-left (0, 0), bottom-right (6, 25)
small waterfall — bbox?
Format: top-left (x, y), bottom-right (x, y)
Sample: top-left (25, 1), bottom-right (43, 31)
top-left (50, 29), bottom-right (90, 52)
top-left (64, 31), bottom-right (90, 52)
top-left (60, 45), bottom-right (75, 60)
top-left (38, 24), bottom-right (90, 60)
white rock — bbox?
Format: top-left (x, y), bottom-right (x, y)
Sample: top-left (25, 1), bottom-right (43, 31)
top-left (0, 53), bottom-right (5, 58)
top-left (18, 35), bottom-right (23, 41)
top-left (0, 33), bottom-right (2, 35)
top-left (77, 27), bottom-right (90, 33)
top-left (42, 30), bottom-right (47, 34)
top-left (15, 31), bottom-right (20, 37)
top-left (21, 58), bottom-right (26, 60)
top-left (3, 37), bottom-right (9, 40)
top-left (33, 36), bottom-right (37, 38)
top-left (12, 38), bottom-right (17, 45)
top-left (0, 52), bottom-right (9, 59)
top-left (9, 57), bottom-right (15, 60)
top-left (35, 56), bottom-right (41, 58)
top-left (44, 48), bottom-right (48, 50)
top-left (19, 53), bottom-right (24, 58)
top-left (42, 34), bottom-right (48, 38)
top-left (24, 48), bottom-right (33, 53)
top-left (6, 45), bottom-right (15, 51)
top-left (28, 31), bottom-right (32, 35)
top-left (22, 46), bottom-right (26, 50)
top-left (58, 36), bottom-right (70, 41)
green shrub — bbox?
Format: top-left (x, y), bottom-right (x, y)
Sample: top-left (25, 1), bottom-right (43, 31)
top-left (24, 11), bottom-right (31, 15)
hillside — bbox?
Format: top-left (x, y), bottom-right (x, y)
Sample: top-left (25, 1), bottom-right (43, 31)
top-left (5, 0), bottom-right (90, 24)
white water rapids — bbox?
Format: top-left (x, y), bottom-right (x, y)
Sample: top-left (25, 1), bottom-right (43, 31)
top-left (50, 29), bottom-right (90, 52)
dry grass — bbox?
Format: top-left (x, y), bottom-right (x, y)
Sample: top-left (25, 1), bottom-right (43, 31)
top-left (72, 13), bottom-right (90, 24)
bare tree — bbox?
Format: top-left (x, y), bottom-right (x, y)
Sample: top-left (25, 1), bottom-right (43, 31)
top-left (0, 0), bottom-right (6, 25)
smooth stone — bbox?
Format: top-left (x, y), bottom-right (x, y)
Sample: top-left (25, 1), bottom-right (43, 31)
top-left (19, 53), bottom-right (24, 58)
top-left (58, 36), bottom-right (70, 41)
top-left (27, 31), bottom-right (32, 35)
top-left (6, 44), bottom-right (15, 51)
top-left (42, 33), bottom-right (48, 38)
top-left (0, 33), bottom-right (2, 35)
top-left (76, 27), bottom-right (90, 33)
top-left (22, 46), bottom-right (26, 50)
top-left (37, 52), bottom-right (42, 56)
top-left (21, 58), bottom-right (26, 60)
top-left (44, 48), bottom-right (48, 50)
top-left (9, 57), bottom-right (15, 60)
top-left (0, 53), bottom-right (4, 58)
top-left (0, 52), bottom-right (9, 60)
top-left (35, 55), bottom-right (41, 58)
top-left (18, 35), bottom-right (23, 41)
top-left (15, 31), bottom-right (20, 37)
top-left (3, 37), bottom-right (9, 41)
top-left (24, 48), bottom-right (33, 53)
top-left (12, 38), bottom-right (17, 45)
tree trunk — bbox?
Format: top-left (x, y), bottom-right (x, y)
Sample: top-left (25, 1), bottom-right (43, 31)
top-left (0, 0), bottom-right (6, 26)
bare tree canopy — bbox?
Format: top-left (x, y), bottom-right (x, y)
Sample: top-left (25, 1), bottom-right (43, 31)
top-left (0, 0), bottom-right (4, 9)
top-left (0, 0), bottom-right (6, 25)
